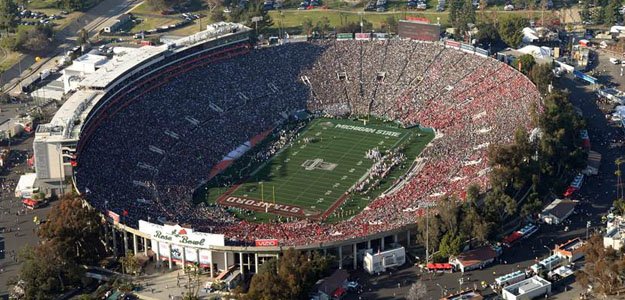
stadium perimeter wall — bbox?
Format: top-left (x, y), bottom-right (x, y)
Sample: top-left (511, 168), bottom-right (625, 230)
top-left (71, 34), bottom-right (541, 276)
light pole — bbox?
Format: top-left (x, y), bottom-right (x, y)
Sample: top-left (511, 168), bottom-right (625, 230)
top-left (359, 12), bottom-right (363, 33)
top-left (252, 16), bottom-right (263, 37)
top-left (57, 143), bottom-right (64, 196)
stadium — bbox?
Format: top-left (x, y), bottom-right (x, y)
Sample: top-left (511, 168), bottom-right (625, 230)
top-left (32, 22), bottom-right (540, 274)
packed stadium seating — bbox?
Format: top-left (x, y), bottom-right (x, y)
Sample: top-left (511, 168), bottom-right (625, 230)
top-left (75, 39), bottom-right (540, 246)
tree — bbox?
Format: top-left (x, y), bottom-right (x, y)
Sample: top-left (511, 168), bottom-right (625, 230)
top-left (16, 25), bottom-right (53, 53)
top-left (497, 15), bottom-right (528, 48)
top-left (475, 22), bottom-right (500, 48)
top-left (0, 0), bottom-right (18, 34)
top-left (529, 63), bottom-right (554, 94)
top-left (406, 280), bottom-right (428, 300)
top-left (605, 0), bottom-right (623, 26)
top-left (315, 16), bottom-right (331, 37)
top-left (538, 91), bottom-right (587, 178)
top-left (576, 235), bottom-right (625, 296)
top-left (613, 198), bottom-right (625, 215)
top-left (247, 248), bottom-right (330, 300)
top-left (449, 0), bottom-right (475, 36)
top-left (76, 28), bottom-right (89, 46)
top-left (592, 6), bottom-right (606, 25)
top-left (517, 54), bottom-right (536, 75)
top-left (383, 15), bottom-right (398, 34)
top-left (119, 251), bottom-right (141, 275)
top-left (206, 0), bottom-right (223, 12)
top-left (146, 0), bottom-right (172, 11)
top-left (302, 18), bottom-right (314, 36)
top-left (438, 231), bottom-right (463, 259)
top-left (465, 183), bottom-right (481, 203)
top-left (37, 195), bottom-right (106, 265)
top-left (579, 0), bottom-right (591, 22)
top-left (14, 245), bottom-right (85, 299)
top-left (483, 189), bottom-right (517, 224)
top-left (59, 0), bottom-right (88, 11)
top-left (246, 3), bottom-right (274, 37)
top-left (520, 192), bottom-right (542, 218)
top-left (211, 9), bottom-right (226, 22)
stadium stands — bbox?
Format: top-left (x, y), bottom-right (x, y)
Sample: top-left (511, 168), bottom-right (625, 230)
top-left (75, 39), bottom-right (540, 246)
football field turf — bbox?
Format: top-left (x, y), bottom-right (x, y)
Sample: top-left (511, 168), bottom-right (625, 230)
top-left (212, 117), bottom-right (434, 221)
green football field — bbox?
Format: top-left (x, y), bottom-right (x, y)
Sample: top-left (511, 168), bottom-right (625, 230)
top-left (207, 117), bottom-right (434, 221)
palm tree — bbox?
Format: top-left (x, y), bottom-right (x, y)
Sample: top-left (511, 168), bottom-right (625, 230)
top-left (615, 157), bottom-right (623, 201)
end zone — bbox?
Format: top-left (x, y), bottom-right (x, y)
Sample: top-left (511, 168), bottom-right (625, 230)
top-left (216, 186), bottom-right (306, 218)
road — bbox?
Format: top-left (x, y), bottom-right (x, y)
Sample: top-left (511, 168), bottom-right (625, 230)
top-left (2, 0), bottom-right (139, 95)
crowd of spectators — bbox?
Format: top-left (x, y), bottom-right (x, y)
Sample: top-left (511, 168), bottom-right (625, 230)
top-left (75, 39), bottom-right (540, 246)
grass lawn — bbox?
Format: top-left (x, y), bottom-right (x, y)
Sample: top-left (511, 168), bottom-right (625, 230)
top-left (0, 49), bottom-right (22, 74)
top-left (203, 117), bottom-right (433, 222)
top-left (127, 2), bottom-right (212, 35)
top-left (269, 9), bottom-right (556, 34)
top-left (270, 10), bottom-right (450, 29)
top-left (131, 16), bottom-right (181, 33)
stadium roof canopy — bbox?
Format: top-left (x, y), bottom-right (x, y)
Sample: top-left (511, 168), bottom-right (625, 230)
top-left (79, 45), bottom-right (168, 89)
top-left (36, 90), bottom-right (103, 142)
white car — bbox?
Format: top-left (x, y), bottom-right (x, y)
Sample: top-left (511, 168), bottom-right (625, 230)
top-left (611, 114), bottom-right (622, 122)
top-left (346, 281), bottom-right (359, 290)
top-left (610, 57), bottom-right (621, 64)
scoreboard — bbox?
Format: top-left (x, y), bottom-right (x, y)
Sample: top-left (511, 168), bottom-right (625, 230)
top-left (398, 20), bottom-right (441, 42)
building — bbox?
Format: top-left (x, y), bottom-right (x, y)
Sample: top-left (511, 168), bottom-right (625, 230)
top-left (553, 238), bottom-right (585, 262)
top-left (363, 246), bottom-right (405, 274)
top-left (450, 246), bottom-right (500, 273)
top-left (495, 270), bottom-right (527, 288)
top-left (502, 276), bottom-right (551, 300)
top-left (539, 199), bottom-right (577, 225)
top-left (103, 13), bottom-right (132, 33)
top-left (62, 53), bottom-right (108, 93)
top-left (315, 269), bottom-right (349, 300)
top-left (604, 214), bottom-right (625, 250)
top-left (530, 254), bottom-right (565, 274)
top-left (441, 290), bottom-right (483, 300)
top-left (547, 265), bottom-right (574, 281)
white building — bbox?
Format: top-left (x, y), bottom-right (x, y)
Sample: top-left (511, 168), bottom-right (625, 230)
top-left (502, 276), bottom-right (551, 300)
top-left (539, 199), bottom-right (577, 225)
top-left (62, 53), bottom-right (108, 93)
top-left (450, 246), bottom-right (500, 273)
top-left (604, 214), bottom-right (625, 250)
top-left (363, 246), bottom-right (405, 274)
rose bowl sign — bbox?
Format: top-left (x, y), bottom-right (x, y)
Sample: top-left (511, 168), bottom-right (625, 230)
top-left (139, 220), bottom-right (225, 248)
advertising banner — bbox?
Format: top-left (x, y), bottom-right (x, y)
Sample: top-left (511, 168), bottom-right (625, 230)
top-left (337, 33), bottom-right (354, 40)
top-left (139, 220), bottom-right (225, 248)
top-left (255, 239), bottom-right (279, 247)
top-left (355, 33), bottom-right (371, 40)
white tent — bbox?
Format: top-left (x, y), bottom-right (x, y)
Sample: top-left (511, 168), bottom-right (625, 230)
top-left (517, 45), bottom-right (552, 59)
top-left (522, 27), bottom-right (539, 44)
top-left (610, 25), bottom-right (625, 33)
